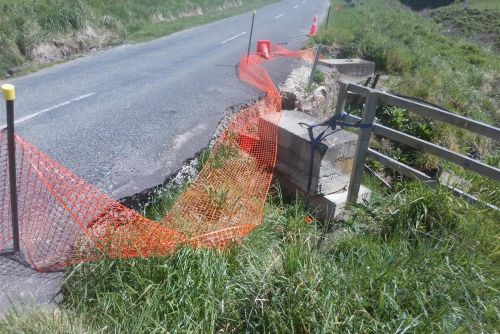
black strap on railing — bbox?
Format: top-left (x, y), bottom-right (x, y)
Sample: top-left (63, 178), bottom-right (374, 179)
top-left (302, 111), bottom-right (374, 197)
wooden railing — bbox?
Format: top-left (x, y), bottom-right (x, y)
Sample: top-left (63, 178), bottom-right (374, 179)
top-left (334, 82), bottom-right (500, 209)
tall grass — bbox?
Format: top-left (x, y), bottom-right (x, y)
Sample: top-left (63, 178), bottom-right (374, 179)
top-left (54, 181), bottom-right (500, 333)
top-left (467, 0), bottom-right (500, 10)
top-left (312, 0), bottom-right (499, 126)
top-left (0, 308), bottom-right (92, 334)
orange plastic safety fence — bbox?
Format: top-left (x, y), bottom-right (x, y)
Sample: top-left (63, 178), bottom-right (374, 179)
top-left (0, 46), bottom-right (314, 272)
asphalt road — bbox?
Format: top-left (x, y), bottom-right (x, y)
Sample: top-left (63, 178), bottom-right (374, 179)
top-left (1, 0), bottom-right (331, 315)
top-left (1, 0), bottom-right (330, 201)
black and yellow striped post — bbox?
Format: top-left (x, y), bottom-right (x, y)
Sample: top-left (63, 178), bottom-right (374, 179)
top-left (2, 84), bottom-right (20, 253)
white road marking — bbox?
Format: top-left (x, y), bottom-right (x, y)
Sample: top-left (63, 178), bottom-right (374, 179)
top-left (294, 5), bottom-right (298, 9)
top-left (275, 14), bottom-right (284, 18)
top-left (221, 32), bottom-right (247, 44)
top-left (0, 93), bottom-right (95, 128)
top-left (303, 1), bottom-right (306, 3)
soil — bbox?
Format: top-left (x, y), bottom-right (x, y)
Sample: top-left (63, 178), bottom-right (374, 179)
top-left (278, 64), bottom-right (342, 121)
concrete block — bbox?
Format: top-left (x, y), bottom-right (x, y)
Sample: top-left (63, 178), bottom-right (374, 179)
top-left (318, 59), bottom-right (375, 78)
top-left (277, 160), bottom-right (351, 195)
top-left (438, 170), bottom-right (472, 190)
top-left (309, 185), bottom-right (371, 221)
top-left (274, 110), bottom-right (358, 195)
top-left (274, 170), bottom-right (371, 221)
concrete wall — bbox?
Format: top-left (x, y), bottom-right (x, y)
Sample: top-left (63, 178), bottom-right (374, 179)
top-left (272, 110), bottom-right (371, 220)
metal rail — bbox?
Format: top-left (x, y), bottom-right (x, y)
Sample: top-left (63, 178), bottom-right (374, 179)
top-left (335, 82), bottom-right (500, 206)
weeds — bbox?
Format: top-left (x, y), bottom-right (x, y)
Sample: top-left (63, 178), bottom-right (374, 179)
top-left (51, 181), bottom-right (500, 333)
top-left (432, 3), bottom-right (500, 49)
top-left (1, 1), bottom-right (498, 332)
top-left (141, 183), bottom-right (188, 222)
top-left (385, 182), bottom-right (464, 236)
top-left (311, 0), bottom-right (499, 126)
top-left (1, 178), bottom-right (497, 333)
top-left (313, 69), bottom-right (325, 84)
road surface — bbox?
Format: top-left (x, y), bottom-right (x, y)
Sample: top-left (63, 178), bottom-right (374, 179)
top-left (1, 0), bottom-right (329, 202)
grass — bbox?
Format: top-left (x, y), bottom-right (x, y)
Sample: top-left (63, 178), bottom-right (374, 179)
top-left (12, 181), bottom-right (485, 333)
top-left (0, 308), bottom-right (92, 334)
top-left (2, 178), bottom-right (498, 333)
top-left (397, 0), bottom-right (455, 10)
top-left (467, 0), bottom-right (500, 10)
top-left (0, 0), bottom-right (499, 332)
top-left (309, 0), bottom-right (499, 203)
top-left (432, 3), bottom-right (500, 49)
top-left (312, 0), bottom-right (499, 122)
top-left (0, 158), bottom-right (498, 333)
top-left (0, 0), bottom-right (281, 78)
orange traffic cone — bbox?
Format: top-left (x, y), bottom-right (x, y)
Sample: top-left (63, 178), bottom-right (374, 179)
top-left (257, 40), bottom-right (271, 59)
top-left (309, 10), bottom-right (318, 36)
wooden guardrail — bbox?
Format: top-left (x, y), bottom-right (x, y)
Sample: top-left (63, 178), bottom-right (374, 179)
top-left (335, 82), bottom-right (500, 209)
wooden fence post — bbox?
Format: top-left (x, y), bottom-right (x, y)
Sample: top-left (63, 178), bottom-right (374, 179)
top-left (347, 91), bottom-right (379, 203)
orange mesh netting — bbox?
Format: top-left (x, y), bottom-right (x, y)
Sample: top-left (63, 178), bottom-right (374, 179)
top-left (0, 45), bottom-right (314, 272)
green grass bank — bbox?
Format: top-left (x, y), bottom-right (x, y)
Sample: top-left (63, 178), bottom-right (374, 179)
top-left (0, 0), bottom-right (280, 78)
top-left (432, 2), bottom-right (500, 49)
top-left (467, 0), bottom-right (500, 10)
top-left (2, 179), bottom-right (498, 333)
top-left (309, 0), bottom-right (499, 206)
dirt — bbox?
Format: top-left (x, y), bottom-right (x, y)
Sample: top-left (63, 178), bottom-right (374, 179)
top-left (278, 64), bottom-right (342, 121)
top-left (5, 26), bottom-right (130, 79)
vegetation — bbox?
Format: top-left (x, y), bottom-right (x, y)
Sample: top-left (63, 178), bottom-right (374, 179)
top-left (2, 180), bottom-right (499, 333)
top-left (432, 3), bottom-right (500, 49)
top-left (0, 181), bottom-right (477, 333)
top-left (466, 0), bottom-right (500, 10)
top-left (313, 0), bottom-right (499, 124)
top-left (0, 0), bottom-right (498, 332)
top-left (313, 68), bottom-right (326, 84)
top-left (0, 308), bottom-right (91, 333)
top-left (398, 0), bottom-right (499, 11)
top-left (311, 0), bottom-right (499, 205)
top-left (0, 0), bottom-right (280, 78)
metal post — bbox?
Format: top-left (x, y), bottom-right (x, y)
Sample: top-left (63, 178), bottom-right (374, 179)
top-left (325, 5), bottom-right (331, 29)
top-left (2, 84), bottom-right (20, 252)
top-left (371, 74), bottom-right (380, 89)
top-left (247, 10), bottom-right (256, 59)
top-left (347, 90), bottom-right (379, 203)
top-left (308, 45), bottom-right (322, 87)
top-left (334, 81), bottom-right (349, 117)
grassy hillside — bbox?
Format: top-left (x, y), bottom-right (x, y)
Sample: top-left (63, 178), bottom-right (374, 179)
top-left (0, 0), bottom-right (279, 78)
top-left (467, 0), bottom-right (500, 10)
top-left (310, 0), bottom-right (499, 205)
top-left (432, 3), bottom-right (500, 49)
top-left (398, 0), bottom-right (455, 10)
